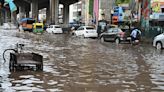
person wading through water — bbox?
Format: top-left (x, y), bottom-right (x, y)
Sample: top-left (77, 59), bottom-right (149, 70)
top-left (130, 27), bottom-right (141, 45)
top-left (97, 13), bottom-right (108, 39)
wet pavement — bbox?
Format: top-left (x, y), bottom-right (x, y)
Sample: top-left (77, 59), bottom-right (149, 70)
top-left (0, 29), bottom-right (164, 92)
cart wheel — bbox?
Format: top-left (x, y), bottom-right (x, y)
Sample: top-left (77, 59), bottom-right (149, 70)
top-left (9, 60), bottom-right (14, 71)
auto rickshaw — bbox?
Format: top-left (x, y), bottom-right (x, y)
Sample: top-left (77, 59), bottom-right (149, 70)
top-left (32, 23), bottom-right (44, 33)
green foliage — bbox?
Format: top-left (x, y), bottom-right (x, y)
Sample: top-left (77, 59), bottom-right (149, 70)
top-left (89, 0), bottom-right (93, 16)
top-left (116, 0), bottom-right (130, 4)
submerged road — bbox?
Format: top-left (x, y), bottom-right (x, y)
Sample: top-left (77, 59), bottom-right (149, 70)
top-left (0, 29), bottom-right (164, 92)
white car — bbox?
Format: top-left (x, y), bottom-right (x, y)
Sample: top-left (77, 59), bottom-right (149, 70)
top-left (46, 25), bottom-right (63, 33)
top-left (153, 33), bottom-right (164, 49)
top-left (74, 26), bottom-right (98, 38)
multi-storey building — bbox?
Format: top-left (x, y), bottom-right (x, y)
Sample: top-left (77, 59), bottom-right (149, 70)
top-left (151, 0), bottom-right (164, 13)
top-left (70, 0), bottom-right (115, 25)
top-left (69, 1), bottom-right (82, 22)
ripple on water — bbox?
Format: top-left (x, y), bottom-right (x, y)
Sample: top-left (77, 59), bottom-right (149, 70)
top-left (47, 88), bottom-right (63, 92)
top-left (68, 61), bottom-right (78, 67)
top-left (47, 80), bottom-right (58, 85)
top-left (11, 86), bottom-right (45, 92)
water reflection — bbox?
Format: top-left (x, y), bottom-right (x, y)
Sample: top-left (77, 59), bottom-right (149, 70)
top-left (0, 30), bottom-right (164, 91)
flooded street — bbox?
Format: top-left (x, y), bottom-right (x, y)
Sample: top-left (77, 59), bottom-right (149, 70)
top-left (0, 30), bottom-right (164, 92)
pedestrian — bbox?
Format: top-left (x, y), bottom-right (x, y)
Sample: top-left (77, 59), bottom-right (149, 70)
top-left (130, 27), bottom-right (141, 44)
top-left (97, 25), bottom-right (101, 38)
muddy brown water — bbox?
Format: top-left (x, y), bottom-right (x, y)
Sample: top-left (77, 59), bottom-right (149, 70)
top-left (0, 30), bottom-right (164, 92)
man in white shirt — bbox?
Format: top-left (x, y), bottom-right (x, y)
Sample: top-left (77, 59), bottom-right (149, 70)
top-left (130, 28), bottom-right (141, 43)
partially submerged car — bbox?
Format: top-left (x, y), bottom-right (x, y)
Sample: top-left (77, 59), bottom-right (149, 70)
top-left (153, 33), bottom-right (164, 50)
top-left (46, 25), bottom-right (63, 34)
top-left (100, 28), bottom-right (131, 44)
top-left (73, 26), bottom-right (98, 38)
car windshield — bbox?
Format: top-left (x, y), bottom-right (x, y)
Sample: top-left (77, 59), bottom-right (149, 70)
top-left (86, 27), bottom-right (94, 30)
top-left (117, 28), bottom-right (123, 32)
top-left (107, 29), bottom-right (113, 32)
top-left (107, 28), bottom-right (122, 33)
top-left (36, 26), bottom-right (42, 29)
top-left (113, 28), bottom-right (119, 32)
top-left (77, 27), bottom-right (84, 30)
top-left (121, 29), bottom-right (129, 32)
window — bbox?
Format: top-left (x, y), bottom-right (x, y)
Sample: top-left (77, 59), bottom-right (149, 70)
top-left (36, 26), bottom-right (42, 29)
top-left (107, 29), bottom-right (113, 32)
top-left (77, 27), bottom-right (84, 31)
top-left (113, 29), bottom-right (118, 32)
top-left (55, 26), bottom-right (60, 28)
top-left (114, 10), bottom-right (119, 13)
top-left (117, 29), bottom-right (123, 32)
top-left (86, 27), bottom-right (94, 30)
top-left (162, 8), bottom-right (164, 13)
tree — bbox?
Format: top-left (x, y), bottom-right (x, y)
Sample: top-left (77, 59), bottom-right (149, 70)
top-left (89, 0), bottom-right (93, 16)
top-left (116, 0), bottom-right (130, 5)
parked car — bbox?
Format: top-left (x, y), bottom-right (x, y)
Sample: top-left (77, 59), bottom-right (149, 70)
top-left (100, 28), bottom-right (131, 44)
top-left (73, 26), bottom-right (98, 38)
top-left (153, 33), bottom-right (164, 49)
top-left (46, 25), bottom-right (63, 33)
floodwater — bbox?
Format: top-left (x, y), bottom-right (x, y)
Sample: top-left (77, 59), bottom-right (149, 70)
top-left (0, 29), bottom-right (164, 92)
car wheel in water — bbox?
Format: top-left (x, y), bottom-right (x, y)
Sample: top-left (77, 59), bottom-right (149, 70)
top-left (100, 37), bottom-right (104, 42)
top-left (156, 42), bottom-right (162, 50)
top-left (115, 38), bottom-right (120, 44)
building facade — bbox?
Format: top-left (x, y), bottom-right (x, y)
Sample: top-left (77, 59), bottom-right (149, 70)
top-left (99, 0), bottom-right (114, 22)
top-left (69, 1), bottom-right (82, 22)
top-left (90, 0), bottom-right (115, 24)
top-left (69, 0), bottom-right (115, 25)
top-left (151, 0), bottom-right (164, 13)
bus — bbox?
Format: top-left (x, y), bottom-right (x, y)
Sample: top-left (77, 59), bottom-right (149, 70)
top-left (112, 6), bottom-right (131, 24)
top-left (20, 18), bottom-right (35, 32)
top-left (112, 6), bottom-right (124, 24)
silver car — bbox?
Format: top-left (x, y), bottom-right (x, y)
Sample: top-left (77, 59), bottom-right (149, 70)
top-left (153, 33), bottom-right (164, 49)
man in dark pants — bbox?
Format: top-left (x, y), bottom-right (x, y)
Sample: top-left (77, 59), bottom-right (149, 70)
top-left (97, 19), bottom-right (108, 39)
top-left (130, 27), bottom-right (141, 44)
